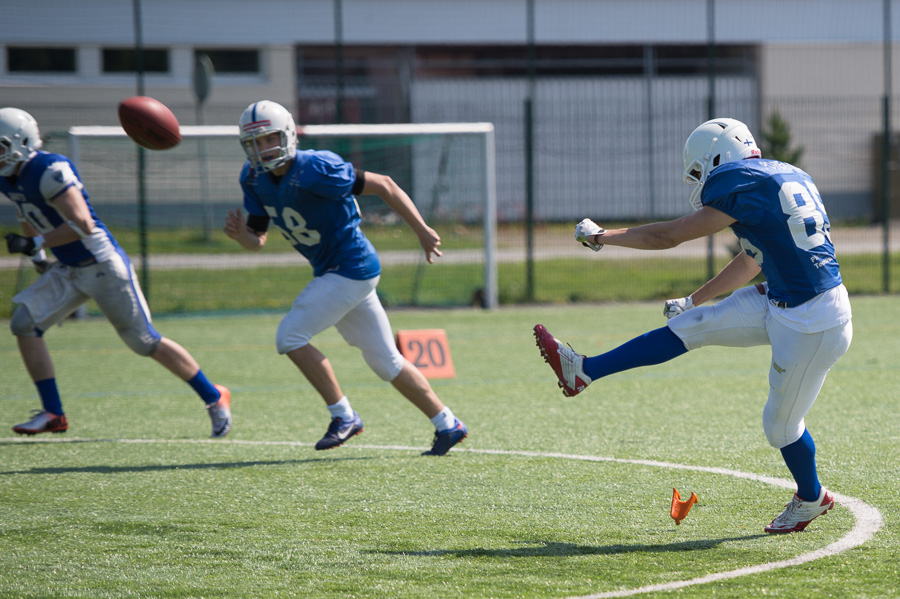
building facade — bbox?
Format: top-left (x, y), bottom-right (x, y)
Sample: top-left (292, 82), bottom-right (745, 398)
top-left (2, 0), bottom-right (898, 221)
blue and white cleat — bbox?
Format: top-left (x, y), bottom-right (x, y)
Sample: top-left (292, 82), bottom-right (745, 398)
top-left (422, 418), bottom-right (468, 456)
top-left (315, 411), bottom-right (364, 450)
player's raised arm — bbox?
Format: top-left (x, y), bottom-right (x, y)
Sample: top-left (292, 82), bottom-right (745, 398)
top-left (361, 171), bottom-right (442, 263)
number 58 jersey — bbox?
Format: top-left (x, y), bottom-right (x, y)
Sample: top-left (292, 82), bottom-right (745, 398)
top-left (240, 149), bottom-right (380, 280)
top-left (701, 159), bottom-right (842, 308)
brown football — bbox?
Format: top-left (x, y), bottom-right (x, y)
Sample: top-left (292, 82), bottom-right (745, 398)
top-left (118, 96), bottom-right (181, 150)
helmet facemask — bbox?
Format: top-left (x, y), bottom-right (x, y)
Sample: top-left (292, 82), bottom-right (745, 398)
top-left (682, 159), bottom-right (706, 211)
top-left (241, 130), bottom-right (293, 173)
top-left (0, 137), bottom-right (23, 177)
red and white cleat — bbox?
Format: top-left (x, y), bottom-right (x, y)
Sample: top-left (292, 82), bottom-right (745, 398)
top-left (764, 487), bottom-right (835, 533)
top-left (533, 324), bottom-right (592, 397)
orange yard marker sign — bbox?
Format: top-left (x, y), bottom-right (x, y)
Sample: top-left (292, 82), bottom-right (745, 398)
top-left (396, 329), bottom-right (456, 379)
top-left (671, 488), bottom-right (699, 525)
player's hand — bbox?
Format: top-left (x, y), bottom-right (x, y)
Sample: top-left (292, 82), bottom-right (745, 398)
top-left (575, 218), bottom-right (605, 251)
top-left (417, 225), bottom-right (443, 264)
top-left (223, 209), bottom-right (246, 241)
top-left (5, 233), bottom-right (39, 256)
top-left (663, 296), bottom-right (694, 319)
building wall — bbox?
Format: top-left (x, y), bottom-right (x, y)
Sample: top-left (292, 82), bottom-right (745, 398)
top-left (6, 0), bottom-right (897, 44)
top-left (760, 43), bottom-right (900, 219)
top-left (3, 0), bottom-right (899, 221)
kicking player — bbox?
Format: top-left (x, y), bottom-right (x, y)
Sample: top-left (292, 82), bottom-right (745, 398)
top-left (0, 107), bottom-right (231, 437)
top-left (223, 100), bottom-right (467, 456)
top-left (534, 118), bottom-right (851, 533)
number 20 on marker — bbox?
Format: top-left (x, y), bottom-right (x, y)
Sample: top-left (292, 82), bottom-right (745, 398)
top-left (395, 329), bottom-right (456, 379)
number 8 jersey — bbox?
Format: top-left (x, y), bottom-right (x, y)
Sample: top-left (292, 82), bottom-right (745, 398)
top-left (701, 159), bottom-right (842, 308)
top-left (239, 149), bottom-right (380, 280)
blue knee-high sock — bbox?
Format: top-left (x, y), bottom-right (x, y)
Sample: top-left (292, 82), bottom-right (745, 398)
top-left (582, 327), bottom-right (688, 381)
top-left (36, 378), bottom-right (63, 416)
top-left (780, 429), bottom-right (821, 501)
top-left (187, 370), bottom-right (220, 405)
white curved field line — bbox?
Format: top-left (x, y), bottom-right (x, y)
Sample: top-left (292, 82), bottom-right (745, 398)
top-left (5, 438), bottom-right (883, 598)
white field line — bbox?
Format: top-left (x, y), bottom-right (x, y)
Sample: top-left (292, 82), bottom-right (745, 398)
top-left (2, 438), bottom-right (884, 598)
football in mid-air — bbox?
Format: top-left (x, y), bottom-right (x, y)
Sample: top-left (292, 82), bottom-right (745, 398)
top-left (118, 96), bottom-right (181, 150)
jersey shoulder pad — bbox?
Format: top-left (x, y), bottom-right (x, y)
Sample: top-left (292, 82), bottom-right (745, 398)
top-left (38, 155), bottom-right (81, 201)
top-left (703, 161), bottom-right (759, 204)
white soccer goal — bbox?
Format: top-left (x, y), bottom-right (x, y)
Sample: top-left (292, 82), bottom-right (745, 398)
top-left (67, 122), bottom-right (498, 310)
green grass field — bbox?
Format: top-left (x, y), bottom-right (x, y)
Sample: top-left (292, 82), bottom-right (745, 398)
top-left (1, 298), bottom-right (898, 598)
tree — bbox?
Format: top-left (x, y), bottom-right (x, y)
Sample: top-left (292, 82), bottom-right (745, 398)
top-left (761, 110), bottom-right (804, 167)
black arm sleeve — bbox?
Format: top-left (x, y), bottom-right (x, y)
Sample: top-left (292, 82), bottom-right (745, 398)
top-left (352, 170), bottom-right (366, 196)
top-left (246, 213), bottom-right (270, 233)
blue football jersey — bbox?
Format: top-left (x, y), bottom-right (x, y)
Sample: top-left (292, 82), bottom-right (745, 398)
top-left (240, 149), bottom-right (380, 279)
top-left (702, 159), bottom-right (842, 307)
top-left (0, 152), bottom-right (120, 266)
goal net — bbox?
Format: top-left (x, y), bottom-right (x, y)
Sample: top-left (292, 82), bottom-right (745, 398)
top-left (64, 123), bottom-right (497, 314)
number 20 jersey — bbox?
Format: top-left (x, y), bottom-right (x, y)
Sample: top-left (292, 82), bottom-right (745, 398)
top-left (701, 159), bottom-right (842, 308)
top-left (239, 149), bottom-right (380, 280)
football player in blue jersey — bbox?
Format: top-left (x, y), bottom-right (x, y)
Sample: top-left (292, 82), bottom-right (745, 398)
top-left (223, 100), bottom-right (467, 456)
top-left (534, 118), bottom-right (852, 533)
top-left (0, 107), bottom-right (232, 437)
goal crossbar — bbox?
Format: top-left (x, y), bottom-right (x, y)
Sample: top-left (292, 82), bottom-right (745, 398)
top-left (68, 122), bottom-right (495, 138)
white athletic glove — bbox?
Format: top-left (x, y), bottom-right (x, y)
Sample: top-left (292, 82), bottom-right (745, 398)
top-left (575, 218), bottom-right (606, 251)
top-left (663, 296), bottom-right (694, 319)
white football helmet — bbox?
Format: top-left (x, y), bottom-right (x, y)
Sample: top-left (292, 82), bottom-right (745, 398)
top-left (682, 117), bottom-right (760, 210)
top-left (0, 107), bottom-right (42, 177)
top-left (238, 100), bottom-right (298, 173)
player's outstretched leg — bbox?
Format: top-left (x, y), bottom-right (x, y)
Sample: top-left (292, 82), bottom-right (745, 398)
top-left (533, 324), bottom-right (592, 397)
top-left (764, 487), bottom-right (835, 533)
top-left (315, 411), bottom-right (364, 450)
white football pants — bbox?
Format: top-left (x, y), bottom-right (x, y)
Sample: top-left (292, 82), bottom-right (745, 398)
top-left (11, 249), bottom-right (161, 356)
top-left (667, 284), bottom-right (852, 449)
top-left (275, 273), bottom-right (405, 381)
